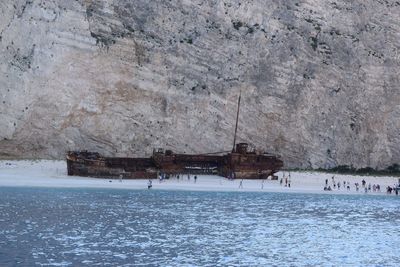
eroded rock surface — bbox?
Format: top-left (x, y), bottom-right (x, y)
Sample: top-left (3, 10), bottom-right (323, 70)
top-left (1, 0), bottom-right (399, 169)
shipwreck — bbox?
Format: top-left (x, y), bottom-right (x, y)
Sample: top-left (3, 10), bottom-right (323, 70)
top-left (66, 93), bottom-right (283, 179)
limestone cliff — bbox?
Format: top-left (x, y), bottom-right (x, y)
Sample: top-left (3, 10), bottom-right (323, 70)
top-left (1, 0), bottom-right (399, 169)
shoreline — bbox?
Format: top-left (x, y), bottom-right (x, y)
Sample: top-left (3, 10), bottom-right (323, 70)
top-left (0, 160), bottom-right (399, 196)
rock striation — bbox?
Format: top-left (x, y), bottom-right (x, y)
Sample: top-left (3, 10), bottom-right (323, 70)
top-left (1, 0), bottom-right (399, 169)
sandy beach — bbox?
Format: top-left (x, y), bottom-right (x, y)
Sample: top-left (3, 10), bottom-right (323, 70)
top-left (0, 160), bottom-right (399, 195)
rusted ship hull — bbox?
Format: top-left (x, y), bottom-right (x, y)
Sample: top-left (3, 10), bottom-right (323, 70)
top-left (67, 143), bottom-right (283, 180)
top-left (67, 152), bottom-right (158, 179)
top-left (216, 143), bottom-right (283, 179)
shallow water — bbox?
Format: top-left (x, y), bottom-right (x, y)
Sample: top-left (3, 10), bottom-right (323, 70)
top-left (0, 187), bottom-right (399, 266)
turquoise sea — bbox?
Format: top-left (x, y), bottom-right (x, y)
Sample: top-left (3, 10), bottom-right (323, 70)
top-left (0, 187), bottom-right (399, 266)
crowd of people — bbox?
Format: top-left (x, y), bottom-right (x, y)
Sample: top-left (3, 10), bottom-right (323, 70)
top-left (386, 185), bottom-right (399, 195)
top-left (145, 171), bottom-right (399, 194)
top-left (147, 172), bottom-right (199, 189)
top-left (323, 176), bottom-right (399, 195)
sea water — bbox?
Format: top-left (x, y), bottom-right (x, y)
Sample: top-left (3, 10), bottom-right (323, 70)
top-left (0, 187), bottom-right (399, 266)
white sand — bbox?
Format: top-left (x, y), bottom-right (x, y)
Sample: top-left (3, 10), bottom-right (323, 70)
top-left (0, 160), bottom-right (399, 196)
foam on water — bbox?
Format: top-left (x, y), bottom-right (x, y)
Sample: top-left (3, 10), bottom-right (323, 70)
top-left (0, 187), bottom-right (399, 266)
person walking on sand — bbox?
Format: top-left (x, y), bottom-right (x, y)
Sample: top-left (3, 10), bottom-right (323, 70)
top-left (261, 180), bottom-right (265, 189)
top-left (325, 178), bottom-right (328, 186)
top-left (147, 179), bottom-right (152, 189)
top-left (239, 179), bottom-right (243, 189)
top-left (280, 178), bottom-right (283, 186)
top-left (194, 175), bottom-right (197, 183)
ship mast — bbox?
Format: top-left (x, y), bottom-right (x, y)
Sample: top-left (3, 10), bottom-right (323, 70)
top-left (232, 91), bottom-right (241, 152)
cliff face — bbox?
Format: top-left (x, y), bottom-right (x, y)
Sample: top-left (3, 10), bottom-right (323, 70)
top-left (1, 0), bottom-right (399, 169)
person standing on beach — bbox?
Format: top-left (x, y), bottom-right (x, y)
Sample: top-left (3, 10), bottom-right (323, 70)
top-left (148, 179), bottom-right (152, 189)
top-left (239, 179), bottom-right (243, 189)
top-left (387, 186), bottom-right (392, 194)
top-left (280, 178), bottom-right (283, 186)
top-left (325, 178), bottom-right (328, 186)
top-left (194, 175), bottom-right (197, 183)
